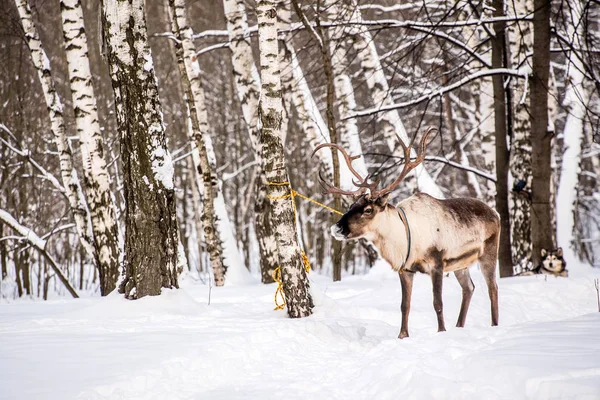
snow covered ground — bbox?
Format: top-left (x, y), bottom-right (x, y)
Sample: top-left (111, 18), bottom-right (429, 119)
top-left (1, 261), bottom-right (599, 400)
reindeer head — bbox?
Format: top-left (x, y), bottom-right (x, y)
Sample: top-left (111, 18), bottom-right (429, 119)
top-left (313, 128), bottom-right (435, 241)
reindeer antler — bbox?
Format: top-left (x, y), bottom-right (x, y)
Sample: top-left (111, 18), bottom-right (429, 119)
top-left (311, 127), bottom-right (436, 199)
top-left (312, 143), bottom-right (369, 197)
top-left (371, 127), bottom-right (436, 199)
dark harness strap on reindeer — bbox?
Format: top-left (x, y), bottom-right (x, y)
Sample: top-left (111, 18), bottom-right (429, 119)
top-left (397, 207), bottom-right (411, 273)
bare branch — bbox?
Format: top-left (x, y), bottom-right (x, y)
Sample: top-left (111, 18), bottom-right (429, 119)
top-left (347, 69), bottom-right (526, 119)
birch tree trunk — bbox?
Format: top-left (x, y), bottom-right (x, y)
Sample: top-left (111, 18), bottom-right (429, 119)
top-left (102, 0), bottom-right (181, 298)
top-left (169, 0), bottom-right (226, 286)
top-left (346, 1), bottom-right (443, 198)
top-left (325, 2), bottom-right (368, 189)
top-left (60, 0), bottom-right (120, 295)
top-left (508, 0), bottom-right (533, 269)
top-left (223, 0), bottom-right (278, 283)
top-left (257, 0), bottom-right (312, 318)
top-left (170, 0), bottom-right (249, 286)
top-left (556, 1), bottom-right (589, 259)
top-left (15, 0), bottom-right (97, 270)
top-left (530, 0), bottom-right (553, 267)
top-left (277, 3), bottom-right (335, 183)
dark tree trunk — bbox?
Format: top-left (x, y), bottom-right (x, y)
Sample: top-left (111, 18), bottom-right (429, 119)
top-left (530, 0), bottom-right (553, 266)
top-left (21, 251), bottom-right (31, 295)
top-left (492, 0), bottom-right (514, 277)
top-left (15, 258), bottom-right (23, 298)
top-left (256, 182), bottom-right (276, 283)
top-left (0, 223), bottom-right (6, 280)
top-left (79, 246), bottom-right (85, 291)
top-left (102, 0), bottom-right (180, 299)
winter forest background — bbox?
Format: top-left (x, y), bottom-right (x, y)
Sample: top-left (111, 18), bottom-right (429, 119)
top-left (0, 0), bottom-right (598, 302)
top-left (1, 0), bottom-right (600, 398)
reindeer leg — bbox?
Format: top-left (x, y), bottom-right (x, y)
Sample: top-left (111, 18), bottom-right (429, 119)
top-left (398, 270), bottom-right (414, 339)
top-left (454, 269), bottom-right (475, 327)
top-left (432, 268), bottom-right (446, 333)
top-left (480, 235), bottom-right (499, 326)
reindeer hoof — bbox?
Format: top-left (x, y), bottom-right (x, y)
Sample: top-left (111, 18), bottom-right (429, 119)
top-left (398, 331), bottom-right (409, 339)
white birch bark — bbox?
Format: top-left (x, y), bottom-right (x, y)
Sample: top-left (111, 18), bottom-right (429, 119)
top-left (223, 0), bottom-right (262, 149)
top-left (313, 2), bottom-right (368, 191)
top-left (223, 0), bottom-right (278, 283)
top-left (345, 1), bottom-right (443, 198)
top-left (102, 0), bottom-right (181, 298)
top-left (278, 4), bottom-right (335, 182)
top-left (15, 0), bottom-right (96, 265)
top-left (556, 2), bottom-right (589, 258)
top-left (478, 77), bottom-right (498, 202)
top-left (169, 0), bottom-right (250, 286)
top-left (60, 0), bottom-right (120, 295)
top-left (508, 0), bottom-right (533, 268)
top-left (257, 0), bottom-right (312, 318)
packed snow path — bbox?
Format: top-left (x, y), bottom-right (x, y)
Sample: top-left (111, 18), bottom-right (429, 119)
top-left (1, 263), bottom-right (599, 399)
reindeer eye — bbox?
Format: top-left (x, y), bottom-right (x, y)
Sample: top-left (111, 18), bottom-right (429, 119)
top-left (363, 207), bottom-right (373, 215)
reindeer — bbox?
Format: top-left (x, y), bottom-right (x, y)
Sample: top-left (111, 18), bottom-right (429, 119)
top-left (314, 128), bottom-right (500, 338)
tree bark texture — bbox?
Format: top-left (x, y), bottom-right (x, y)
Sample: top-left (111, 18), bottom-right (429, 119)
top-left (257, 0), bottom-right (313, 318)
top-left (530, 0), bottom-right (553, 267)
top-left (492, 0), bottom-right (514, 277)
top-left (102, 0), bottom-right (180, 298)
top-left (60, 0), bottom-right (120, 295)
top-left (508, 0), bottom-right (533, 268)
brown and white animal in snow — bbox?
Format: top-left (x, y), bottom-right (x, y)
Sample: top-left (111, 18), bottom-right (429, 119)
top-left (314, 128), bottom-right (500, 338)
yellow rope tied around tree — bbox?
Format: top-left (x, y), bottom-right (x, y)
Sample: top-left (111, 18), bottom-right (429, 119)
top-left (266, 181), bottom-right (340, 310)
top-left (272, 266), bottom-right (286, 310)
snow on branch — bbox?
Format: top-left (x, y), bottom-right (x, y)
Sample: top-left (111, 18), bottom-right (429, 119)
top-left (424, 156), bottom-right (496, 182)
top-left (0, 209), bottom-right (79, 298)
top-left (0, 127), bottom-right (66, 195)
top-left (347, 69), bottom-right (526, 119)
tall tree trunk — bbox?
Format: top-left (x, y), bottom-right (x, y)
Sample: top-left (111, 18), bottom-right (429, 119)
top-left (324, 2), bottom-right (368, 188)
top-left (60, 0), bottom-right (120, 295)
top-left (169, 0), bottom-right (227, 286)
top-left (15, 0), bottom-right (97, 268)
top-left (556, 1), bottom-right (589, 259)
top-left (0, 223), bottom-right (6, 280)
top-left (257, 0), bottom-right (312, 318)
top-left (102, 0), bottom-right (181, 298)
top-left (223, 0), bottom-right (278, 283)
top-left (530, 0), bottom-right (553, 267)
top-left (508, 0), bottom-right (533, 269)
top-left (492, 0), bottom-right (513, 277)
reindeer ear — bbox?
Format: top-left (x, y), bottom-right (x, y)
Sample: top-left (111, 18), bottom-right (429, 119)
top-left (377, 194), bottom-right (391, 207)
top-left (540, 248), bottom-right (547, 257)
top-left (556, 247), bottom-right (563, 257)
